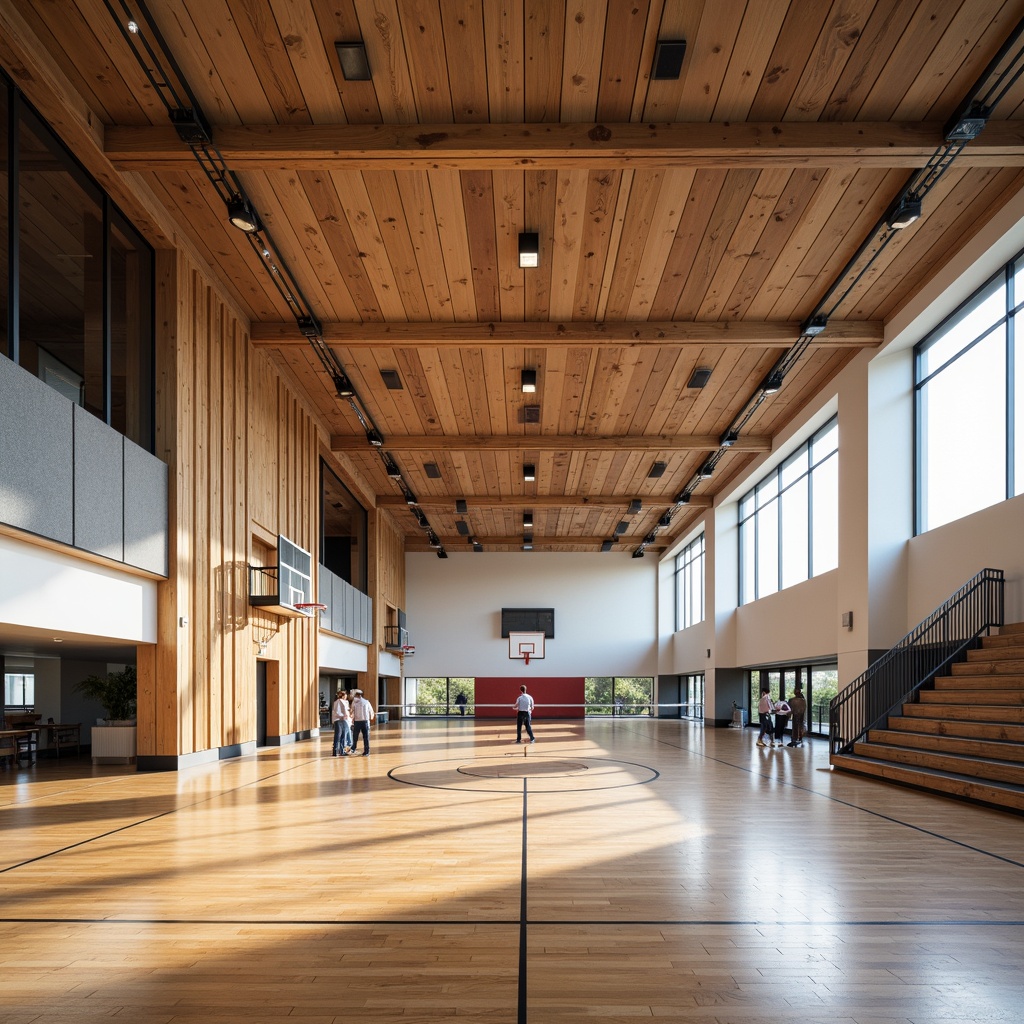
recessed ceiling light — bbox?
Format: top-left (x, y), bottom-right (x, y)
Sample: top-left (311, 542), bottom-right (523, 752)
top-left (336, 41), bottom-right (371, 81)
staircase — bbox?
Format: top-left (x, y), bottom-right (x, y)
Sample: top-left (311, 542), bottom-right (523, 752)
top-left (831, 622), bottom-right (1024, 812)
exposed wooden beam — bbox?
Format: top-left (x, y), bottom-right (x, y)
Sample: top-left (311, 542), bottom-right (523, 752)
top-left (379, 494), bottom-right (713, 509)
top-left (334, 435), bottom-right (769, 453)
top-left (105, 121), bottom-right (1024, 171)
top-left (253, 319), bottom-right (881, 348)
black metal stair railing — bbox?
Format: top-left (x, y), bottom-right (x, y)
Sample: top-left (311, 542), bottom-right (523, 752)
top-left (829, 568), bottom-right (1004, 756)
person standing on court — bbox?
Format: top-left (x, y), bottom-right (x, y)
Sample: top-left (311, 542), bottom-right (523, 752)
top-left (756, 684), bottom-right (776, 747)
top-left (787, 684), bottom-right (808, 747)
top-left (350, 689), bottom-right (375, 755)
top-left (513, 684), bottom-right (535, 743)
top-left (330, 689), bottom-right (352, 757)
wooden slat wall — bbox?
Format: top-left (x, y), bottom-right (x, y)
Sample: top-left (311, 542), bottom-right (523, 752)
top-left (138, 248), bottom-right (320, 759)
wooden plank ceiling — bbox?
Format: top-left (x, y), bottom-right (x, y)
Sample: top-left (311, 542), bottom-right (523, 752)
top-left (10, 0), bottom-right (1024, 554)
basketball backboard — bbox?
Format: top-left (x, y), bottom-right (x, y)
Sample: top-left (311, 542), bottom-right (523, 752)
top-left (508, 631), bottom-right (545, 665)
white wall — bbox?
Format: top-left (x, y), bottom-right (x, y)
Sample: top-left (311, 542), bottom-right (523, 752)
top-left (405, 551), bottom-right (657, 677)
top-left (0, 534), bottom-right (158, 642)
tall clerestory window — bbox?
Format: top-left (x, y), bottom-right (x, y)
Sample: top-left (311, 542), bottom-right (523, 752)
top-left (674, 531), bottom-right (705, 631)
top-left (739, 417), bottom-right (838, 604)
top-left (916, 252), bottom-right (1024, 533)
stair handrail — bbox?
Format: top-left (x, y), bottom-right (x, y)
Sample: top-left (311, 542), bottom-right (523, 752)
top-left (829, 568), bottom-right (1004, 756)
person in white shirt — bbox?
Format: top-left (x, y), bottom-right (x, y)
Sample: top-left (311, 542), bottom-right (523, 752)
top-left (330, 690), bottom-right (351, 757)
top-left (513, 684), bottom-right (536, 743)
top-left (350, 689), bottom-right (376, 755)
top-left (756, 686), bottom-right (777, 747)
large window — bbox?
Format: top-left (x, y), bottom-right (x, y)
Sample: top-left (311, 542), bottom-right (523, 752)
top-left (585, 677), bottom-right (654, 716)
top-left (674, 532), bottom-right (705, 631)
top-left (4, 673), bottom-right (35, 708)
top-left (746, 664), bottom-right (837, 736)
top-left (682, 674), bottom-right (704, 719)
top-left (739, 417), bottom-right (838, 604)
top-left (403, 678), bottom-right (474, 716)
top-left (916, 252), bottom-right (1024, 532)
top-left (1, 74), bottom-right (154, 449)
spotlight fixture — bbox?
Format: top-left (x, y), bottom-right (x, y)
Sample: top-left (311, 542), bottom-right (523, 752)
top-left (886, 195), bottom-right (922, 230)
top-left (632, 548), bottom-right (645, 558)
top-left (473, 542), bottom-right (483, 552)
top-left (518, 232), bottom-right (539, 268)
top-left (523, 541), bottom-right (533, 551)
top-left (406, 491), bottom-right (418, 506)
top-left (523, 512), bottom-right (533, 528)
top-left (659, 514), bottom-right (672, 528)
top-left (521, 368), bottom-right (537, 393)
top-left (436, 549), bottom-right (448, 559)
top-left (455, 499), bottom-right (468, 514)
top-left (383, 454), bottom-right (402, 479)
top-left (800, 314), bottom-right (829, 337)
top-left (600, 539), bottom-right (614, 552)
top-left (675, 491), bottom-right (692, 505)
top-left (426, 530), bottom-right (441, 548)
top-left (687, 367), bottom-right (712, 389)
top-left (648, 461), bottom-right (667, 478)
top-left (332, 372), bottom-right (355, 398)
top-left (652, 39), bottom-right (687, 80)
top-left (336, 41), bottom-right (371, 80)
top-left (944, 103), bottom-right (988, 142)
top-left (456, 520), bottom-right (470, 536)
top-left (614, 520), bottom-right (629, 535)
top-left (699, 458), bottom-right (716, 479)
top-left (644, 531), bottom-right (658, 545)
top-left (414, 509), bottom-right (429, 527)
top-left (760, 370), bottom-right (784, 395)
top-left (523, 463), bottom-right (536, 482)
top-left (720, 430), bottom-right (739, 448)
top-left (627, 499), bottom-right (642, 515)
top-left (227, 194), bottom-right (261, 233)
top-left (366, 428), bottom-right (384, 447)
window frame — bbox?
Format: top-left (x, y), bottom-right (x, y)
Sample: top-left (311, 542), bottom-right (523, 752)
top-left (674, 531), bottom-right (705, 631)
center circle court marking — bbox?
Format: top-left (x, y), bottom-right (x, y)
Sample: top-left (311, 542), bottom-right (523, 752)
top-left (389, 755), bottom-right (658, 793)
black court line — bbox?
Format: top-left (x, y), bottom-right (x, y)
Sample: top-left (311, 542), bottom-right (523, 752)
top-left (519, 778), bottom-right (528, 1024)
top-left (628, 722), bottom-right (1024, 871)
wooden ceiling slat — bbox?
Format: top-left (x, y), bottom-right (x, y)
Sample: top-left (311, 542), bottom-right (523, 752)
top-left (296, 169), bottom-right (375, 321)
top-left (461, 169), bottom-right (502, 319)
top-left (310, 0), bottom-right (382, 124)
top-left (782, 1), bottom-right (878, 123)
top-left (393, 170), bottom-right (457, 319)
top-left (524, 169), bottom-right (558, 320)
top-left (368, 171), bottom-right (433, 320)
top-left (676, 2), bottom-right (748, 121)
top-left (673, 169), bottom-right (762, 319)
top-left (493, 170), bottom-right (527, 321)
top-left (695, 166), bottom-right (798, 321)
top-left (593, 168), bottom-right (634, 320)
top-left (747, 0), bottom-right (835, 120)
top-left (354, 0), bottom-right (417, 124)
top-left (548, 169), bottom-right (592, 319)
top-left (486, 0), bottom-right (527, 121)
top-left (401, 0), bottom-right (455, 123)
top-left (710, 0), bottom-right (792, 121)
top-left (572, 170), bottom-right (622, 319)
top-left (594, 0), bottom-right (653, 121)
top-left (426, 169), bottom-right (478, 319)
top-left (271, 0), bottom-right (347, 123)
top-left (560, 0), bottom-right (608, 122)
top-left (437, 1), bottom-right (488, 124)
top-left (523, 0), bottom-right (564, 122)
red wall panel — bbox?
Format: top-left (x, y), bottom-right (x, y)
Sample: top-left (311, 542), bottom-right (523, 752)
top-left (474, 677), bottom-right (585, 719)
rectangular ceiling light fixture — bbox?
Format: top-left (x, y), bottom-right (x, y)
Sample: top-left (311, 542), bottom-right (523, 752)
top-left (652, 39), bottom-right (686, 80)
top-left (380, 369), bottom-right (403, 390)
top-left (521, 368), bottom-right (537, 393)
top-left (518, 232), bottom-right (539, 268)
top-left (455, 499), bottom-right (468, 514)
top-left (600, 539), bottom-right (614, 552)
top-left (456, 520), bottom-right (470, 535)
top-left (523, 463), bottom-right (536, 482)
top-left (614, 520), bottom-right (629, 535)
top-left (687, 367), bottom-right (712, 389)
top-left (627, 499), bottom-right (642, 515)
top-left (523, 511), bottom-right (533, 528)
top-left (424, 462), bottom-right (442, 479)
top-left (648, 461), bottom-right (667, 478)
top-left (336, 41), bottom-right (371, 80)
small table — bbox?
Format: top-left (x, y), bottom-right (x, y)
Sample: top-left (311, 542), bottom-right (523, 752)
top-left (0, 728), bottom-right (38, 766)
top-left (47, 723), bottom-right (82, 758)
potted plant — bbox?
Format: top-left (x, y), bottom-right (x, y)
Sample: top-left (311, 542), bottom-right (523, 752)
top-left (75, 666), bottom-right (138, 723)
top-left (76, 667), bottom-right (138, 763)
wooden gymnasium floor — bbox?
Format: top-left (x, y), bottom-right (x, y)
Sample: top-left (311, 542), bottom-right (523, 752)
top-left (1, 717), bottom-right (1023, 1024)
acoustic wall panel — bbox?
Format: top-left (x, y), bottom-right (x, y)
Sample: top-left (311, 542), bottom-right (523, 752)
top-left (74, 406), bottom-right (125, 561)
top-left (123, 437), bottom-right (168, 576)
top-left (0, 354), bottom-right (74, 544)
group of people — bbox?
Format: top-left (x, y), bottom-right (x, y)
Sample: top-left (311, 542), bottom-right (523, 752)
top-left (330, 688), bottom-right (376, 756)
top-left (756, 684), bottom-right (807, 747)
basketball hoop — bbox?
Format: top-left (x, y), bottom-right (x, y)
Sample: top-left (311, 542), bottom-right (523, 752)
top-left (523, 652), bottom-right (531, 666)
top-left (294, 602), bottom-right (327, 618)
top-left (401, 644), bottom-right (416, 657)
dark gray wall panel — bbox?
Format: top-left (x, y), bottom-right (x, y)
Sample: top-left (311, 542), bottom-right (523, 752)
top-left (123, 437), bottom-right (168, 576)
top-left (74, 407), bottom-right (125, 561)
top-left (0, 355), bottom-right (74, 544)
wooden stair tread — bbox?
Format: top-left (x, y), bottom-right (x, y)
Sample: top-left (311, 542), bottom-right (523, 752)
top-left (885, 716), bottom-right (1024, 742)
top-left (867, 728), bottom-right (1024, 762)
top-left (831, 753), bottom-right (1024, 811)
top-left (903, 702), bottom-right (1024, 722)
top-left (852, 740), bottom-right (1024, 785)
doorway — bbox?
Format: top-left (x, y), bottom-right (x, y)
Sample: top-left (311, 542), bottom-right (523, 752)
top-left (256, 661), bottom-right (267, 747)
